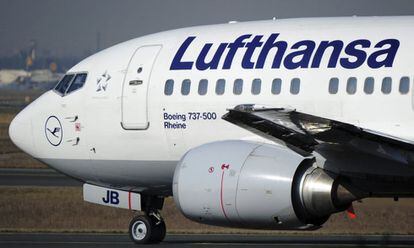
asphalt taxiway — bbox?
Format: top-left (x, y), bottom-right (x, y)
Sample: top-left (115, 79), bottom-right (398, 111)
top-left (1, 169), bottom-right (414, 247)
top-left (0, 168), bottom-right (81, 186)
top-left (1, 233), bottom-right (414, 248)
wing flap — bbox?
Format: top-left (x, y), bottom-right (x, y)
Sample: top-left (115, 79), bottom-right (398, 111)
top-left (223, 106), bottom-right (318, 153)
top-left (223, 105), bottom-right (414, 155)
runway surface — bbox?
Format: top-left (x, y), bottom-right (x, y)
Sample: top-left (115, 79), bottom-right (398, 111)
top-left (0, 233), bottom-right (413, 248)
top-left (0, 168), bottom-right (81, 186)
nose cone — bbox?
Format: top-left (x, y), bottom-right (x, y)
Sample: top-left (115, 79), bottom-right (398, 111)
top-left (9, 110), bottom-right (36, 156)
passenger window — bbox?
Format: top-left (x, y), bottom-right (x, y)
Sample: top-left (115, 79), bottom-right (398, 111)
top-left (271, 78), bottom-right (282, 95)
top-left (54, 74), bottom-right (74, 95)
top-left (233, 79), bottom-right (243, 95)
top-left (198, 79), bottom-right (208, 95)
top-left (67, 73), bottom-right (87, 93)
top-left (251, 78), bottom-right (261, 95)
top-left (216, 79), bottom-right (225, 95)
top-left (399, 77), bottom-right (410, 94)
top-left (164, 79), bottom-right (174, 95)
top-left (364, 77), bottom-right (374, 94)
top-left (290, 78), bottom-right (300, 95)
top-left (381, 77), bottom-right (392, 94)
top-left (181, 79), bottom-right (191, 95)
top-left (329, 78), bottom-right (339, 94)
top-left (346, 77), bottom-right (357, 95)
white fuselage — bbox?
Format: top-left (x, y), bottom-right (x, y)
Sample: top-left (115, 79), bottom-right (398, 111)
top-left (9, 16), bottom-right (414, 195)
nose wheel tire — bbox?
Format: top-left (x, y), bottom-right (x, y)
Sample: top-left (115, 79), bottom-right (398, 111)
top-left (151, 219), bottom-right (166, 243)
top-left (129, 215), bottom-right (166, 244)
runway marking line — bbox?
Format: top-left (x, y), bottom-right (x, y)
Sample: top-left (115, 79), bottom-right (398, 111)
top-left (0, 173), bottom-right (65, 177)
top-left (0, 241), bottom-right (132, 245)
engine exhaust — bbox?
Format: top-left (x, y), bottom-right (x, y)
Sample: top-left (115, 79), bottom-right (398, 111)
top-left (300, 167), bottom-right (364, 218)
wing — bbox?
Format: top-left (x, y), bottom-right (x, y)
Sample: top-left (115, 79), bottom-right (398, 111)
top-left (223, 104), bottom-right (414, 165)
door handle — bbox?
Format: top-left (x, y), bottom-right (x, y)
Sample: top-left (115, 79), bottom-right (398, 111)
top-left (129, 80), bottom-right (143, 86)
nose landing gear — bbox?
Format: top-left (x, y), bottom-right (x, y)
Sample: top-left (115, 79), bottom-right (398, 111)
top-left (128, 196), bottom-right (166, 244)
top-left (129, 211), bottom-right (166, 244)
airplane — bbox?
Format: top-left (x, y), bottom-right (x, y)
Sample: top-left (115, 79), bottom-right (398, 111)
top-left (0, 44), bottom-right (36, 86)
top-left (0, 69), bottom-right (30, 85)
top-left (30, 69), bottom-right (63, 85)
top-left (8, 16), bottom-right (414, 244)
top-left (0, 69), bottom-right (62, 90)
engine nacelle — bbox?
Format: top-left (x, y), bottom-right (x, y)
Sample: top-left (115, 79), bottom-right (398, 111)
top-left (173, 140), bottom-right (358, 230)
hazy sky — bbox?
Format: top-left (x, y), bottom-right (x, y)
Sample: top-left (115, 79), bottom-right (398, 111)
top-left (1, 0), bottom-right (414, 58)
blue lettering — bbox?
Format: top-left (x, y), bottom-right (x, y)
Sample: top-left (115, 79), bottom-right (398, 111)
top-left (170, 36), bottom-right (196, 70)
top-left (340, 39), bottom-right (370, 69)
top-left (163, 112), bottom-right (186, 121)
top-left (196, 43), bottom-right (228, 70)
top-left (169, 34), bottom-right (400, 71)
top-left (102, 190), bottom-right (119, 205)
top-left (256, 33), bottom-right (287, 69)
top-left (367, 39), bottom-right (400, 68)
top-left (284, 40), bottom-right (316, 69)
top-left (311, 40), bottom-right (343, 68)
top-left (223, 34), bottom-right (251, 69)
top-left (242, 35), bottom-right (264, 69)
top-left (164, 122), bottom-right (186, 129)
top-left (102, 191), bottom-right (110, 203)
top-left (110, 191), bottom-right (119, 205)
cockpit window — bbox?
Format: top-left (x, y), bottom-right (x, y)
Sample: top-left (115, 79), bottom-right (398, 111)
top-left (55, 74), bottom-right (74, 95)
top-left (54, 73), bottom-right (88, 96)
top-left (67, 73), bottom-right (87, 93)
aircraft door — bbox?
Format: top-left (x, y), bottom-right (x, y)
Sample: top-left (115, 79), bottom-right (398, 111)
top-left (121, 45), bottom-right (162, 130)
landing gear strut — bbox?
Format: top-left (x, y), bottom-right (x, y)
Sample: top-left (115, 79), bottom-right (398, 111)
top-left (128, 196), bottom-right (166, 244)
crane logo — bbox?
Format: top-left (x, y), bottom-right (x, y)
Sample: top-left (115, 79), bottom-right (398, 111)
top-left (45, 116), bottom-right (63, 146)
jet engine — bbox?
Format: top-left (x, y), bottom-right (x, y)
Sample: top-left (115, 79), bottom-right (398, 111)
top-left (173, 140), bottom-right (360, 230)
